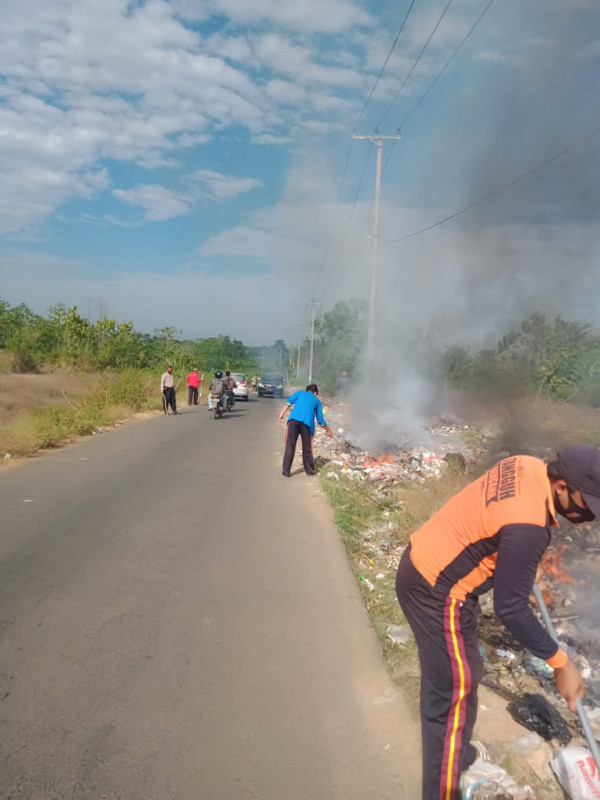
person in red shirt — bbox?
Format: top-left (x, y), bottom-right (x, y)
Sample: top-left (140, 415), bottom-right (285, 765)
top-left (187, 369), bottom-right (200, 406)
top-left (396, 444), bottom-right (600, 800)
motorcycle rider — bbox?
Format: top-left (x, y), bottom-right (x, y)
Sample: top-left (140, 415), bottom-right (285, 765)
top-left (223, 370), bottom-right (237, 410)
top-left (208, 371), bottom-right (225, 411)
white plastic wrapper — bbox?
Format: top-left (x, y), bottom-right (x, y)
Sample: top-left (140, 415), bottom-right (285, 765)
top-left (551, 746), bottom-right (600, 800)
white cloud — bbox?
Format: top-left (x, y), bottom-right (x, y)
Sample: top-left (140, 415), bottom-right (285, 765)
top-left (173, 0), bottom-right (373, 32)
top-left (112, 185), bottom-right (192, 221)
top-left (474, 50), bottom-right (524, 67)
top-left (251, 33), bottom-right (367, 89)
top-left (191, 170), bottom-right (263, 200)
top-left (405, 7), bottom-right (471, 49)
top-left (0, 247), bottom-right (303, 343)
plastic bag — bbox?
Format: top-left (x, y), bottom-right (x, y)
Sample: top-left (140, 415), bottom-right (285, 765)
top-left (551, 747), bottom-right (600, 800)
top-left (508, 693), bottom-right (571, 745)
top-left (459, 759), bottom-right (536, 799)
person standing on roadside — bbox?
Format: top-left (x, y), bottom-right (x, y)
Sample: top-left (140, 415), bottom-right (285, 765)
top-left (187, 368), bottom-right (200, 406)
top-left (395, 444), bottom-right (599, 800)
top-left (252, 376), bottom-right (258, 393)
top-left (160, 365), bottom-right (178, 415)
top-left (279, 384), bottom-right (333, 477)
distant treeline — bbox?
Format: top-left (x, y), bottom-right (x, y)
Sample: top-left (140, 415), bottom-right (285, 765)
top-left (0, 299), bottom-right (286, 377)
top-left (308, 301), bottom-right (600, 404)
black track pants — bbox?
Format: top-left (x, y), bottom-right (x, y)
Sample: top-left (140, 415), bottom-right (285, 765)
top-left (188, 386), bottom-right (198, 405)
top-left (282, 419), bottom-right (315, 476)
top-left (395, 546), bottom-right (483, 800)
top-left (163, 387), bottom-right (177, 413)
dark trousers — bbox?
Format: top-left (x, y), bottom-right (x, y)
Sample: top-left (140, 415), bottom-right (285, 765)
top-left (163, 387), bottom-right (177, 413)
top-left (282, 419), bottom-right (315, 476)
top-left (396, 546), bottom-right (483, 800)
top-left (188, 386), bottom-right (198, 405)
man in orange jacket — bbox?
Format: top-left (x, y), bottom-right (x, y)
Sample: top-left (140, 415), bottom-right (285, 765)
top-left (396, 444), bottom-right (600, 800)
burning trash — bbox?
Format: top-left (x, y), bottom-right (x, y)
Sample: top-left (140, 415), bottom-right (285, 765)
top-left (508, 693), bottom-right (572, 745)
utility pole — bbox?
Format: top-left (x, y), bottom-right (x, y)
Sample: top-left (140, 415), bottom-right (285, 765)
top-left (296, 332), bottom-right (301, 378)
top-left (308, 301), bottom-right (321, 383)
top-left (352, 129), bottom-right (401, 361)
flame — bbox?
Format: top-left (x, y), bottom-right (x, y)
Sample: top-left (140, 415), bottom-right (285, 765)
top-left (363, 454), bottom-right (394, 468)
top-left (540, 543), bottom-right (573, 584)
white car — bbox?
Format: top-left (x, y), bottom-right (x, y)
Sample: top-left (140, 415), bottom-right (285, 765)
top-left (232, 373), bottom-right (249, 401)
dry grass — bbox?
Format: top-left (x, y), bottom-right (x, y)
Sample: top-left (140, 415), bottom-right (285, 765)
top-left (0, 368), bottom-right (160, 458)
top-left (0, 370), bottom-right (105, 427)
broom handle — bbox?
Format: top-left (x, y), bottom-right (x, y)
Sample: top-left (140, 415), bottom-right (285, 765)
top-left (533, 584), bottom-right (600, 767)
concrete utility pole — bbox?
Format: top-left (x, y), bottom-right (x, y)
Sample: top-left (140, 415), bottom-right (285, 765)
top-left (296, 333), bottom-right (302, 379)
top-left (308, 301), bottom-right (321, 383)
top-left (352, 129), bottom-right (401, 361)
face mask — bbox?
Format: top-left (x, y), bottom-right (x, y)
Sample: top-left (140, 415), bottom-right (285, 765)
top-left (555, 490), bottom-right (596, 523)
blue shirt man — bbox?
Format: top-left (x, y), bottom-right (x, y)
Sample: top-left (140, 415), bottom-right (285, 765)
top-left (279, 384), bottom-right (333, 477)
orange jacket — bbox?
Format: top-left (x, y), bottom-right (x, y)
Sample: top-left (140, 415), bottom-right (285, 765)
top-left (409, 455), bottom-right (566, 667)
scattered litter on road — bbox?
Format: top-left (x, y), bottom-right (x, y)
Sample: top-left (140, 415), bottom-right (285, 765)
top-left (385, 624), bottom-right (411, 645)
top-left (3, 453), bottom-right (11, 461)
top-left (508, 693), bottom-right (572, 745)
top-left (325, 471), bottom-right (340, 480)
top-left (358, 575), bottom-right (375, 591)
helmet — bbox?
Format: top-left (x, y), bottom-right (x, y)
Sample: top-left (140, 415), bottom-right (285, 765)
top-left (215, 371), bottom-right (223, 378)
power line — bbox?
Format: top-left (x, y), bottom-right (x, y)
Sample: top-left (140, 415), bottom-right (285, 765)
top-left (378, 0), bottom-right (455, 129)
top-left (371, 0), bottom-right (496, 197)
top-left (309, 139), bottom-right (354, 300)
top-left (400, 0), bottom-right (497, 129)
top-left (382, 123), bottom-right (600, 245)
top-left (354, 0), bottom-right (417, 131)
top-left (315, 158), bottom-right (371, 304)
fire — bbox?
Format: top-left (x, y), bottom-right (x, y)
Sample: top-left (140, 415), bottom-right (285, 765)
top-left (540, 543), bottom-right (573, 584)
top-left (363, 454), bottom-right (394, 468)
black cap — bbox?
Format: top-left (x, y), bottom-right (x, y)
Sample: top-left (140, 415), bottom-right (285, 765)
top-left (557, 444), bottom-right (600, 517)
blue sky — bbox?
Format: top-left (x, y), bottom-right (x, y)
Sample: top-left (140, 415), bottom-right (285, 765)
top-left (0, 0), bottom-right (598, 345)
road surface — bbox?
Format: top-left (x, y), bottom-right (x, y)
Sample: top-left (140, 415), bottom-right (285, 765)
top-left (0, 395), bottom-right (420, 799)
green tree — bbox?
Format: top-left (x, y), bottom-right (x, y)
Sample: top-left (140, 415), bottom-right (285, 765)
top-left (312, 300), bottom-right (366, 394)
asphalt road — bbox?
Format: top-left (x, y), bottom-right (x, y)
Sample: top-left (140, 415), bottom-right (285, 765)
top-left (0, 394), bottom-right (420, 800)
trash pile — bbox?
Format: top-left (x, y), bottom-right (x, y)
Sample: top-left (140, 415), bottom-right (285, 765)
top-left (314, 399), bottom-right (600, 798)
top-left (317, 401), bottom-right (474, 488)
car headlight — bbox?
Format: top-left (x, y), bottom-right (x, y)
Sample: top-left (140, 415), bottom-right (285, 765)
top-left (259, 382), bottom-right (264, 388)
top-left (277, 384), bottom-right (283, 389)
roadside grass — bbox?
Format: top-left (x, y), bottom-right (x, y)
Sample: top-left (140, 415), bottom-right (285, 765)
top-left (0, 350), bottom-right (14, 372)
top-left (0, 369), bottom-right (164, 458)
top-left (320, 461), bottom-right (475, 716)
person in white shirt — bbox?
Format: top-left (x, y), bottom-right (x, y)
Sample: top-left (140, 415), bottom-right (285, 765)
top-left (160, 365), bottom-right (178, 414)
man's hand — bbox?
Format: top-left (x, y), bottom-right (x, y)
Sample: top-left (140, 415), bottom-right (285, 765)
top-left (279, 407), bottom-right (288, 421)
top-left (324, 425), bottom-right (334, 438)
top-left (554, 659), bottom-right (585, 712)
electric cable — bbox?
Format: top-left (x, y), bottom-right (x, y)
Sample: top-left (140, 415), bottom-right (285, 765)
top-left (316, 145), bottom-right (374, 304)
top-left (383, 123), bottom-right (600, 245)
top-left (309, 139), bottom-right (354, 300)
top-left (400, 0), bottom-right (497, 129)
top-left (378, 0), bottom-right (455, 129)
top-left (367, 0), bottom-right (496, 208)
top-left (364, 0), bottom-right (497, 228)
top-left (354, 0), bottom-right (417, 131)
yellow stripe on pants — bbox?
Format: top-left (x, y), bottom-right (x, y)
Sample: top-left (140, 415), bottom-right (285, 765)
top-left (445, 599), bottom-right (466, 800)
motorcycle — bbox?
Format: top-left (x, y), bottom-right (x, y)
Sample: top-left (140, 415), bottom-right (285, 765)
top-left (225, 391), bottom-right (236, 412)
top-left (211, 392), bottom-right (227, 419)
